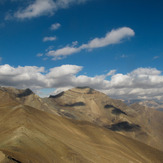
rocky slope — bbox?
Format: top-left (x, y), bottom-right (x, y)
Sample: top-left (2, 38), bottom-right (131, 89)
top-left (0, 89), bottom-right (163, 162)
top-left (46, 87), bottom-right (163, 151)
top-left (130, 103), bottom-right (163, 151)
top-left (0, 87), bottom-right (58, 115)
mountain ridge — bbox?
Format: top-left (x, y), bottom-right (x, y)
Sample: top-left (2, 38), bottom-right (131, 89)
top-left (0, 86), bottom-right (163, 161)
top-left (46, 87), bottom-right (163, 151)
top-left (0, 97), bottom-right (163, 162)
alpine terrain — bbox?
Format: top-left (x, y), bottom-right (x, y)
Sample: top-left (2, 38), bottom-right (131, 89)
top-left (0, 86), bottom-right (163, 163)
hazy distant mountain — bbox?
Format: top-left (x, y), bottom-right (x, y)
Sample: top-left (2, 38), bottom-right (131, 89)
top-left (0, 86), bottom-right (163, 162)
top-left (124, 99), bottom-right (163, 111)
top-left (138, 100), bottom-right (163, 111)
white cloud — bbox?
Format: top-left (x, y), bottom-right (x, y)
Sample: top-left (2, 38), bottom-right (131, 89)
top-left (46, 65), bottom-right (82, 78)
top-left (86, 27), bottom-right (135, 49)
top-left (0, 64), bottom-right (163, 101)
top-left (50, 23), bottom-right (61, 30)
top-left (45, 46), bottom-right (54, 52)
top-left (131, 68), bottom-right (161, 76)
top-left (14, 0), bottom-right (56, 19)
top-left (72, 41), bottom-right (78, 46)
top-left (11, 0), bottom-right (90, 19)
top-left (37, 53), bottom-right (43, 57)
top-left (107, 70), bottom-right (116, 76)
top-left (47, 27), bottom-right (135, 60)
top-left (0, 64), bottom-right (45, 89)
top-left (43, 36), bottom-right (57, 42)
top-left (47, 46), bottom-right (81, 60)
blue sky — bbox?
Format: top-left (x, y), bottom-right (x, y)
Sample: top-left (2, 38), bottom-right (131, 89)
top-left (0, 0), bottom-right (163, 100)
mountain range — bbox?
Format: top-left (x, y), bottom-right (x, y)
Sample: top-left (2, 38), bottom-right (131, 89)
top-left (0, 86), bottom-right (163, 162)
top-left (125, 99), bottom-right (163, 111)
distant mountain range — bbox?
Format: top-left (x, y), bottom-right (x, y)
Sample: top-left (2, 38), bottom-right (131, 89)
top-left (0, 86), bottom-right (163, 162)
top-left (125, 99), bottom-right (163, 111)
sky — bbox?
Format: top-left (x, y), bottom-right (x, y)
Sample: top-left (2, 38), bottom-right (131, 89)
top-left (0, 0), bottom-right (163, 101)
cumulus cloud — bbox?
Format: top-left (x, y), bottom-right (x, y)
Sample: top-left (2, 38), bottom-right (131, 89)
top-left (0, 64), bottom-right (45, 89)
top-left (0, 64), bottom-right (83, 89)
top-left (43, 36), bottom-right (57, 42)
top-left (47, 27), bottom-right (135, 60)
top-left (11, 0), bottom-right (89, 19)
top-left (131, 68), bottom-right (161, 76)
top-left (46, 65), bottom-right (82, 78)
top-left (50, 23), bottom-right (61, 30)
top-left (0, 64), bottom-right (163, 101)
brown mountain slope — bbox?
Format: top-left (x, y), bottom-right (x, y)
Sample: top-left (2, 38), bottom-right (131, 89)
top-left (0, 87), bottom-right (58, 115)
top-left (0, 87), bottom-right (19, 107)
top-left (0, 102), bottom-right (163, 163)
top-left (46, 87), bottom-right (163, 151)
top-left (130, 103), bottom-right (163, 151)
top-left (47, 87), bottom-right (137, 123)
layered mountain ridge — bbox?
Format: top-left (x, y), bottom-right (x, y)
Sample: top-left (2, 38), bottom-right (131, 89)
top-left (0, 86), bottom-right (163, 162)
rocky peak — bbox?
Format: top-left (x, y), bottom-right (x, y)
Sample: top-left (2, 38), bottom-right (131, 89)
top-left (17, 88), bottom-right (33, 98)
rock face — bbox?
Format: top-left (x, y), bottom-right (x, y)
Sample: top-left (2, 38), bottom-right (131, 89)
top-left (0, 88), bottom-right (163, 163)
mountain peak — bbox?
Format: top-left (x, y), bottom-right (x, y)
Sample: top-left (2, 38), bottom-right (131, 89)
top-left (49, 87), bottom-right (96, 99)
top-left (71, 87), bottom-right (94, 94)
top-left (0, 87), bottom-right (33, 97)
top-left (17, 88), bottom-right (33, 98)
